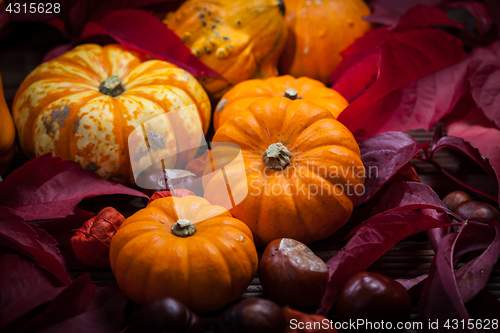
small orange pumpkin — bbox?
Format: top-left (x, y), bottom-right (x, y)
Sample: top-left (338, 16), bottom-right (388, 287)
top-left (279, 0), bottom-right (371, 84)
top-left (213, 75), bottom-right (348, 131)
top-left (204, 97), bottom-right (365, 246)
top-left (12, 44), bottom-right (211, 184)
top-left (164, 0), bottom-right (288, 99)
top-left (0, 72), bottom-right (15, 176)
top-left (109, 195), bottom-right (258, 313)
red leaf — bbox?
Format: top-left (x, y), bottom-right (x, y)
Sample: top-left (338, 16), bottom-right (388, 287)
top-left (71, 207), bottom-right (125, 269)
top-left (38, 208), bottom-right (95, 270)
top-left (468, 41), bottom-right (500, 128)
top-left (0, 154), bottom-right (147, 221)
top-left (336, 29), bottom-right (468, 138)
top-left (332, 53), bottom-right (379, 102)
top-left (365, 0), bottom-right (444, 26)
top-left (357, 132), bottom-right (421, 205)
top-left (317, 210), bottom-right (451, 316)
top-left (0, 209), bottom-right (72, 285)
top-left (446, 103), bottom-right (500, 203)
top-left (17, 274), bottom-right (127, 333)
top-left (396, 274), bottom-right (428, 300)
top-left (418, 221), bottom-right (500, 328)
top-left (393, 5), bottom-right (464, 32)
top-left (486, 0), bottom-right (500, 35)
top-left (82, 9), bottom-right (220, 78)
top-left (0, 255), bottom-right (65, 329)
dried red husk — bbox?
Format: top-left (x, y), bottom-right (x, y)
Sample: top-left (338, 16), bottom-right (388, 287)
top-left (70, 207), bottom-right (125, 268)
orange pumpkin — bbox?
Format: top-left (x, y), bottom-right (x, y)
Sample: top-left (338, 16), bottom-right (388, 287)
top-left (213, 75), bottom-right (348, 131)
top-left (164, 0), bottom-right (288, 99)
top-left (109, 195), bottom-right (258, 313)
top-left (204, 97), bottom-right (364, 246)
top-left (279, 0), bottom-right (371, 84)
top-left (12, 44), bottom-right (211, 184)
top-left (0, 72), bottom-right (15, 176)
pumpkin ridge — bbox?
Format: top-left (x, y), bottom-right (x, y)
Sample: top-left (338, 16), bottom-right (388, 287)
top-left (194, 232), bottom-right (235, 299)
top-left (51, 59), bottom-right (103, 85)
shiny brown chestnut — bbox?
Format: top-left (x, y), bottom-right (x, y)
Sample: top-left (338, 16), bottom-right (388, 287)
top-left (443, 190), bottom-right (471, 212)
top-left (214, 298), bottom-right (287, 333)
top-left (259, 238), bottom-right (328, 309)
top-left (455, 200), bottom-right (500, 221)
top-left (336, 271), bottom-right (412, 323)
top-left (124, 297), bottom-right (203, 333)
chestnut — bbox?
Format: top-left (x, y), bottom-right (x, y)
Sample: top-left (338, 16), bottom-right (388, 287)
top-left (214, 298), bottom-right (286, 333)
top-left (442, 190), bottom-right (471, 212)
top-left (336, 271), bottom-right (412, 323)
top-left (124, 297), bottom-right (203, 333)
top-left (259, 238), bottom-right (328, 309)
top-left (455, 200), bottom-right (500, 221)
top-left (136, 168), bottom-right (202, 196)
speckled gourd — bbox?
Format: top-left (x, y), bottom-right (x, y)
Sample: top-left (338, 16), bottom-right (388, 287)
top-left (12, 44), bottom-right (211, 185)
top-left (164, 0), bottom-right (288, 99)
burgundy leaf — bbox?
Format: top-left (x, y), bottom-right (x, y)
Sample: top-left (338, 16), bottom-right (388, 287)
top-left (357, 132), bottom-right (421, 205)
top-left (396, 274), bottom-right (428, 300)
top-left (0, 154), bottom-right (147, 221)
top-left (18, 274), bottom-right (127, 333)
top-left (392, 5), bottom-right (464, 32)
top-left (337, 29), bottom-right (468, 138)
top-left (365, 0), bottom-right (444, 26)
top-left (418, 228), bottom-right (475, 331)
top-left (38, 208), bottom-right (95, 270)
top-left (0, 255), bottom-right (65, 329)
top-left (431, 135), bottom-right (498, 185)
top-left (0, 209), bottom-right (72, 285)
top-left (426, 215), bottom-right (452, 253)
top-left (454, 221), bottom-right (496, 261)
top-left (317, 210), bottom-right (451, 316)
top-left (82, 9), bottom-right (220, 78)
top-left (454, 221), bottom-right (500, 303)
top-left (468, 41), bottom-right (500, 128)
top-left (446, 103), bottom-right (500, 203)
top-left (370, 181), bottom-right (448, 216)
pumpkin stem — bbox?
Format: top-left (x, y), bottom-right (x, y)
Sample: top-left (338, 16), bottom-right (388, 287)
top-left (171, 219), bottom-right (197, 237)
top-left (99, 76), bottom-right (125, 97)
top-left (284, 88), bottom-right (298, 100)
top-left (263, 143), bottom-right (292, 169)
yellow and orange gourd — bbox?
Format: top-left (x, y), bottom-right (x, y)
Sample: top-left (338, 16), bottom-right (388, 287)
top-left (164, 0), bottom-right (288, 99)
top-left (204, 97), bottom-right (365, 246)
top-left (279, 0), bottom-right (371, 84)
top-left (0, 72), bottom-right (16, 176)
top-left (110, 195), bottom-right (258, 313)
top-left (213, 75), bottom-right (348, 131)
top-left (12, 44), bottom-right (211, 185)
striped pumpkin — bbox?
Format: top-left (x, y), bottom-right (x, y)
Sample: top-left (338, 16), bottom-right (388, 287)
top-left (12, 44), bottom-right (211, 184)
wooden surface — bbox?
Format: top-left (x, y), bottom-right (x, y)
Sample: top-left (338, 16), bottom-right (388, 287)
top-left (1, 22), bottom-right (499, 333)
